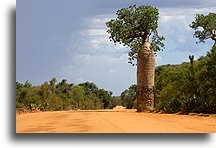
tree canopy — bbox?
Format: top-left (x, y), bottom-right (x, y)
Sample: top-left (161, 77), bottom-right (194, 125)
top-left (106, 5), bottom-right (165, 64)
top-left (190, 13), bottom-right (216, 43)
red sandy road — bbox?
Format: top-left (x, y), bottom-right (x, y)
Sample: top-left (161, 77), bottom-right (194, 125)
top-left (16, 109), bottom-right (215, 133)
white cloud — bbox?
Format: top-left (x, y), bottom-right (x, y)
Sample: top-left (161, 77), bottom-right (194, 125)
top-left (89, 36), bottom-right (126, 52)
top-left (75, 54), bottom-right (93, 63)
top-left (80, 29), bottom-right (108, 36)
top-left (76, 15), bottom-right (127, 59)
top-left (159, 7), bottom-right (216, 33)
top-left (108, 53), bottom-right (128, 64)
top-left (158, 6), bottom-right (216, 52)
top-left (70, 53), bottom-right (128, 66)
top-left (109, 69), bottom-right (118, 74)
top-left (159, 14), bottom-right (191, 36)
top-left (159, 7), bottom-right (215, 16)
top-left (160, 15), bottom-right (172, 23)
top-left (178, 35), bottom-right (186, 43)
top-left (89, 36), bottom-right (109, 50)
top-left (78, 14), bottom-right (128, 55)
top-left (81, 14), bottom-right (115, 29)
top-left (68, 35), bottom-right (128, 58)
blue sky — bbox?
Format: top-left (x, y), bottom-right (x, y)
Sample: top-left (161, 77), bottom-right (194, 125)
top-left (16, 0), bottom-right (215, 95)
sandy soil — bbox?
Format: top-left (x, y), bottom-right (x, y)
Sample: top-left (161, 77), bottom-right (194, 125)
top-left (16, 106), bottom-right (216, 133)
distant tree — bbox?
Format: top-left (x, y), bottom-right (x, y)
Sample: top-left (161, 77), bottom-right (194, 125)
top-left (49, 78), bottom-right (57, 86)
top-left (98, 89), bottom-right (112, 109)
top-left (59, 79), bottom-right (67, 86)
top-left (190, 13), bottom-right (216, 43)
top-left (16, 80), bottom-right (111, 111)
top-left (24, 80), bottom-right (32, 88)
top-left (71, 86), bottom-right (85, 109)
top-left (16, 82), bottom-right (23, 89)
top-left (188, 55), bottom-right (198, 99)
top-left (78, 82), bottom-right (99, 95)
top-left (120, 84), bottom-right (136, 109)
top-left (56, 79), bottom-right (71, 94)
top-left (110, 96), bottom-right (121, 109)
top-left (106, 5), bottom-right (165, 112)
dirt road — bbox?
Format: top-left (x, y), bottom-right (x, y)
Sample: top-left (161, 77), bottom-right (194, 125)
top-left (16, 107), bottom-right (215, 133)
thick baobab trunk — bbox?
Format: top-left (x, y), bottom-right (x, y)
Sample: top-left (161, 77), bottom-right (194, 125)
top-left (136, 39), bottom-right (155, 112)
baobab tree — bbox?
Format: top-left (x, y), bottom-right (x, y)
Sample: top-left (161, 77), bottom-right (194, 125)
top-left (106, 5), bottom-right (165, 112)
top-left (190, 12), bottom-right (216, 43)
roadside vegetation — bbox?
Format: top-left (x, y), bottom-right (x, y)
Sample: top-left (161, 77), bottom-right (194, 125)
top-left (16, 80), bottom-right (120, 112)
top-left (120, 43), bottom-right (215, 114)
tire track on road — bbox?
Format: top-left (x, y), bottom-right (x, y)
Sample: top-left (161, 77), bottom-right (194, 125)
top-left (95, 112), bottom-right (125, 133)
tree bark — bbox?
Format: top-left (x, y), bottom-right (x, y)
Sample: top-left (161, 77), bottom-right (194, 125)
top-left (136, 37), bottom-right (155, 112)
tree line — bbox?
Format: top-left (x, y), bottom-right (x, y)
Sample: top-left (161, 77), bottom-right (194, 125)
top-left (16, 80), bottom-right (120, 111)
top-left (120, 43), bottom-right (215, 114)
top-left (16, 42), bottom-right (215, 113)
